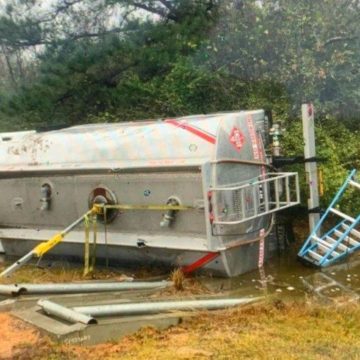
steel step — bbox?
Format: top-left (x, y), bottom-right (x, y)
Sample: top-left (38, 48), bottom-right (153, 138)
top-left (349, 180), bottom-right (360, 190)
top-left (334, 229), bottom-right (359, 247)
top-left (308, 250), bottom-right (322, 262)
top-left (298, 170), bottom-right (360, 268)
top-left (316, 239), bottom-right (340, 257)
top-left (311, 235), bottom-right (342, 256)
top-left (324, 235), bottom-right (349, 252)
top-left (341, 224), bottom-right (360, 241)
top-left (316, 244), bottom-right (337, 258)
top-left (330, 208), bottom-right (356, 223)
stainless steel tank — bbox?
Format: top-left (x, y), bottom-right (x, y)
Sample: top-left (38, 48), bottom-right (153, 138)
top-left (0, 111), bottom-right (299, 276)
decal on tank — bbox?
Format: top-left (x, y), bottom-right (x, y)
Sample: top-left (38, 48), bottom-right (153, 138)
top-left (229, 127), bottom-right (245, 152)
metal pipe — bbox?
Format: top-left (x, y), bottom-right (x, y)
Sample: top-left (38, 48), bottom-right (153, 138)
top-left (62, 209), bottom-right (94, 235)
top-left (0, 281), bottom-right (170, 296)
top-left (101, 204), bottom-right (193, 211)
top-left (73, 297), bottom-right (260, 317)
top-left (0, 208), bottom-right (96, 278)
top-left (38, 299), bottom-right (97, 325)
top-left (160, 211), bottom-right (175, 228)
top-left (0, 252), bottom-right (35, 278)
top-left (0, 284), bottom-right (26, 296)
top-left (160, 197), bottom-right (181, 228)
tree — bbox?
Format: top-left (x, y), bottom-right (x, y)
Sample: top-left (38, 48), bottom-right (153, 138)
top-left (0, 0), bottom-right (219, 128)
top-left (195, 0), bottom-right (360, 119)
top-left (0, 0), bottom-right (359, 130)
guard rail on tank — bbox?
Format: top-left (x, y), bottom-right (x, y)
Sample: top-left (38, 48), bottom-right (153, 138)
top-left (210, 172), bottom-right (300, 225)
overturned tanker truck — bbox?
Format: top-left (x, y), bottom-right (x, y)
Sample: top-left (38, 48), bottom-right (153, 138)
top-left (0, 111), bottom-right (300, 277)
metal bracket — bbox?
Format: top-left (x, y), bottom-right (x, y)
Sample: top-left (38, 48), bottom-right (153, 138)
top-left (272, 156), bottom-right (327, 167)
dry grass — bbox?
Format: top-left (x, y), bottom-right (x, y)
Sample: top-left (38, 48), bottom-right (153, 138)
top-left (0, 263), bottom-right (155, 285)
top-left (2, 259), bottom-right (360, 359)
top-left (0, 263), bottom-right (210, 297)
top-left (170, 268), bottom-right (185, 291)
top-left (7, 300), bottom-right (360, 360)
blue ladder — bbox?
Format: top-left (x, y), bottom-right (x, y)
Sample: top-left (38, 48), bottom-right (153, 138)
top-left (298, 169), bottom-right (360, 267)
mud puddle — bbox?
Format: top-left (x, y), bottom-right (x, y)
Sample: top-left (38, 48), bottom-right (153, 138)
top-left (201, 250), bottom-right (360, 305)
top-left (1, 248), bottom-right (360, 306)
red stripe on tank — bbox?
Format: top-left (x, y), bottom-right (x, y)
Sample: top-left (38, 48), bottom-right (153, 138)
top-left (181, 252), bottom-right (220, 275)
top-left (165, 119), bottom-right (216, 144)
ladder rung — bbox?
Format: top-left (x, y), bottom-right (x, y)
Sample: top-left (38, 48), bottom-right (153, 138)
top-left (329, 208), bottom-right (356, 223)
top-left (316, 238), bottom-right (340, 256)
top-left (308, 250), bottom-right (322, 261)
top-left (311, 235), bottom-right (322, 243)
top-left (334, 229), bottom-right (358, 245)
top-left (349, 180), bottom-right (360, 190)
top-left (335, 231), bottom-right (360, 247)
top-left (316, 242), bottom-right (340, 257)
top-left (298, 170), bottom-right (360, 267)
top-left (316, 238), bottom-right (336, 249)
top-left (341, 224), bottom-right (360, 241)
top-left (326, 234), bottom-right (350, 251)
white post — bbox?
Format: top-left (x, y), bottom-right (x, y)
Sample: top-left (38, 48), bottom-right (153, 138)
top-left (302, 103), bottom-right (320, 232)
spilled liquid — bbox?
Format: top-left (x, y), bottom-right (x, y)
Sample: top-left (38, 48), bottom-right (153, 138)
top-left (201, 248), bottom-right (360, 305)
top-left (1, 245), bottom-right (360, 306)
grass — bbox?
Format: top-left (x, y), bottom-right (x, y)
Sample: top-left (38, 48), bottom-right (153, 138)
top-left (0, 263), bottom-right (131, 284)
top-left (0, 263), bottom-right (211, 299)
top-left (2, 263), bottom-right (360, 359)
top-left (170, 268), bottom-right (185, 291)
top-left (0, 260), bottom-right (172, 285)
top-left (2, 241), bottom-right (360, 359)
top-left (9, 299), bottom-right (360, 360)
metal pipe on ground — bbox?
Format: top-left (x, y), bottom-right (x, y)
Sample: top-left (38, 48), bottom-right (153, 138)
top-left (73, 298), bottom-right (260, 317)
top-left (0, 284), bottom-right (26, 296)
top-left (38, 299), bottom-right (97, 325)
top-left (0, 281), bottom-right (171, 296)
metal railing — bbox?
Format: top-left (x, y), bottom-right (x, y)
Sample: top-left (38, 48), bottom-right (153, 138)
top-left (210, 172), bottom-right (300, 225)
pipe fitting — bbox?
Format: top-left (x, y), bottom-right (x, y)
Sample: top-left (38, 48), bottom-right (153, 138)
top-left (88, 187), bottom-right (118, 223)
top-left (160, 197), bottom-right (180, 228)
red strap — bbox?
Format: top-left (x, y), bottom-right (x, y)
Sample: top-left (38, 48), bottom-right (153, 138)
top-left (165, 119), bottom-right (216, 144)
top-left (181, 252), bottom-right (220, 274)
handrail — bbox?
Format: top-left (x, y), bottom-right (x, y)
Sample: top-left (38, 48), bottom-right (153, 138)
top-left (210, 172), bottom-right (300, 226)
top-left (320, 214), bottom-right (360, 266)
top-left (210, 172), bottom-right (298, 192)
top-left (298, 169), bottom-right (356, 256)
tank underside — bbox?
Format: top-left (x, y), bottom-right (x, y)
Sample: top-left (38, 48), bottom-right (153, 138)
top-left (0, 233), bottom-right (277, 277)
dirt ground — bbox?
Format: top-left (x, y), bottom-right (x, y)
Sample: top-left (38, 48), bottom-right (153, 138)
top-left (1, 224), bottom-right (360, 359)
top-left (2, 300), bottom-right (360, 360)
top-left (0, 313), bottom-right (39, 360)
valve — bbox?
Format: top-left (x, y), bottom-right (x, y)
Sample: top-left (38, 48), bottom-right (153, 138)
top-left (160, 197), bottom-right (180, 228)
top-left (88, 187), bottom-right (118, 223)
top-left (269, 122), bottom-right (285, 157)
